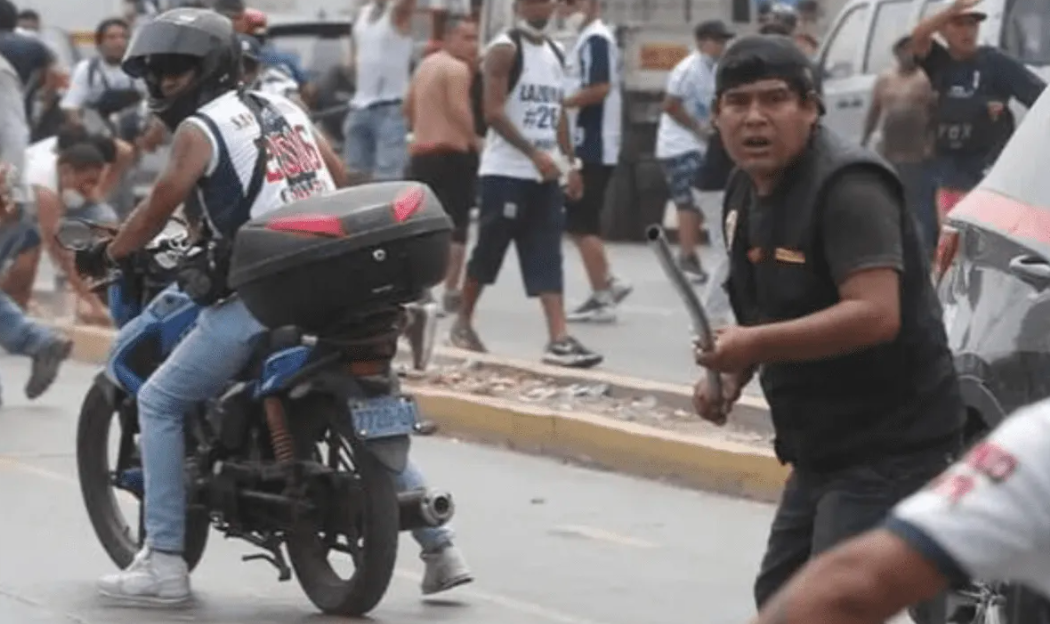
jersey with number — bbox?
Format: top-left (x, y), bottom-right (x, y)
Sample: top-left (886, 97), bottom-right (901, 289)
top-left (886, 398), bottom-right (1050, 598)
top-left (478, 32), bottom-right (565, 181)
top-left (184, 90), bottom-right (336, 238)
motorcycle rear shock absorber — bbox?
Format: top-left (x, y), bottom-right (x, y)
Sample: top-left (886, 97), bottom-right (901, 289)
top-left (263, 397), bottom-right (295, 463)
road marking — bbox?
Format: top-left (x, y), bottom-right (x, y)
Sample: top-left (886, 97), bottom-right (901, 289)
top-left (549, 524), bottom-right (658, 549)
top-left (0, 456), bottom-right (76, 484)
top-left (394, 569), bottom-right (613, 624)
top-left (0, 456), bottom-right (616, 624)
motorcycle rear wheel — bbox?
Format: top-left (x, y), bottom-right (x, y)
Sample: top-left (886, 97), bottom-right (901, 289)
top-left (285, 414), bottom-right (399, 617)
top-left (76, 380), bottom-right (210, 570)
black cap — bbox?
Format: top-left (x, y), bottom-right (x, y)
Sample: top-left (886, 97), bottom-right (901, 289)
top-left (694, 20), bottom-right (735, 41)
top-left (716, 35), bottom-right (824, 113)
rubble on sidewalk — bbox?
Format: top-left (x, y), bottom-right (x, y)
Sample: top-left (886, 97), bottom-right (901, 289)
top-left (397, 358), bottom-right (772, 446)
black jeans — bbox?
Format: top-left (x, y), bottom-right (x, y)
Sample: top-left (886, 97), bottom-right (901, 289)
top-left (754, 448), bottom-right (956, 615)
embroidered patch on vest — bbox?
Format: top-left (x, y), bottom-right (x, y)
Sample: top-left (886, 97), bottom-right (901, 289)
top-left (725, 209), bottom-right (738, 251)
top-left (774, 247), bottom-right (806, 264)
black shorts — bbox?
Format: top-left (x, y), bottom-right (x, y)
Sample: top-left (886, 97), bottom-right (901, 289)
top-left (564, 163), bottom-right (614, 236)
top-left (466, 176), bottom-right (564, 297)
top-left (409, 149), bottom-right (478, 244)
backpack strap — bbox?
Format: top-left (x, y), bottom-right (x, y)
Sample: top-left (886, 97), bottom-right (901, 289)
top-left (506, 29), bottom-right (565, 94)
top-left (187, 91), bottom-right (269, 238)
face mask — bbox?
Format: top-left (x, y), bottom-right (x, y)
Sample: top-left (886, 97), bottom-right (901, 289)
top-left (62, 188), bottom-right (86, 209)
top-left (516, 18), bottom-right (549, 37)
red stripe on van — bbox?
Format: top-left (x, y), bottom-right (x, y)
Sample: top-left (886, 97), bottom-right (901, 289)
top-left (949, 189), bottom-right (1050, 246)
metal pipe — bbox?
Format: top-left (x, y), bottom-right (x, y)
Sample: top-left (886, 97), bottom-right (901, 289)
top-left (645, 225), bottom-right (724, 414)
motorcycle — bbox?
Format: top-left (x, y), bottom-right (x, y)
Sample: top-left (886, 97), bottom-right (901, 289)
top-left (57, 189), bottom-right (456, 616)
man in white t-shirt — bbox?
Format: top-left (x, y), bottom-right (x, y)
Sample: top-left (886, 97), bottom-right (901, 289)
top-left (344, 0), bottom-right (416, 183)
top-left (61, 18), bottom-right (145, 133)
top-left (749, 397), bottom-right (1050, 624)
top-left (654, 20), bottom-right (734, 284)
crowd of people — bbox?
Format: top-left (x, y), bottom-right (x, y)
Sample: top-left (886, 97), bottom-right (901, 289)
top-left (2, 0), bottom-right (1050, 618)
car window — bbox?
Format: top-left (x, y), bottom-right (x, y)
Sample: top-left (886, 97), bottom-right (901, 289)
top-left (269, 34), bottom-right (348, 83)
top-left (864, 0), bottom-right (912, 74)
top-left (1002, 0), bottom-right (1050, 65)
top-left (821, 4), bottom-right (871, 80)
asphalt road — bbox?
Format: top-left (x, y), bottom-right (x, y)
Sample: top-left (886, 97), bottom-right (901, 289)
top-left (0, 355), bottom-right (775, 624)
top-left (31, 240), bottom-right (724, 387)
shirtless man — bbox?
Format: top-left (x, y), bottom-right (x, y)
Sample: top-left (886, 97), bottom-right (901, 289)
top-left (404, 17), bottom-right (481, 314)
top-left (863, 35), bottom-right (938, 255)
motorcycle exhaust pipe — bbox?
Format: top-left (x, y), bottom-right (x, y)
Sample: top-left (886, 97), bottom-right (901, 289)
top-left (398, 488), bottom-right (455, 531)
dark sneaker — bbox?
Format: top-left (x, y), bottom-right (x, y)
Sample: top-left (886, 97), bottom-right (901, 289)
top-left (404, 302), bottom-right (439, 371)
top-left (26, 337), bottom-right (73, 400)
top-left (678, 254), bottom-right (709, 285)
top-left (567, 293), bottom-right (616, 323)
top-left (542, 336), bottom-right (603, 369)
top-left (449, 321), bottom-right (487, 353)
top-left (442, 290), bottom-right (462, 316)
top-left (607, 276), bottom-right (634, 304)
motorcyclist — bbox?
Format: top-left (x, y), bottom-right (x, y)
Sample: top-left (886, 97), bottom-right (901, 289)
top-left (73, 7), bottom-right (471, 606)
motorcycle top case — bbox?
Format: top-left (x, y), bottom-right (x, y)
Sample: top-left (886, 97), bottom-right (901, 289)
top-left (228, 182), bottom-right (452, 332)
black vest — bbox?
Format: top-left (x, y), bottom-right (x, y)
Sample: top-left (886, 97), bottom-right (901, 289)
top-left (722, 127), bottom-right (964, 472)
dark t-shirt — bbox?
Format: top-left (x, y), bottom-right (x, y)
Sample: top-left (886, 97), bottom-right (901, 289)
top-left (919, 42), bottom-right (1045, 191)
top-left (0, 31), bottom-right (53, 88)
top-left (749, 169), bottom-right (904, 284)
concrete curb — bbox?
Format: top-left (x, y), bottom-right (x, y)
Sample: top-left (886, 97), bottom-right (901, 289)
top-left (425, 344), bottom-right (774, 436)
top-left (47, 322), bottom-right (789, 502)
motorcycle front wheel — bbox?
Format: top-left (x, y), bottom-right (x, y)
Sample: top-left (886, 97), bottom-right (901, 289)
top-left (76, 379), bottom-right (210, 570)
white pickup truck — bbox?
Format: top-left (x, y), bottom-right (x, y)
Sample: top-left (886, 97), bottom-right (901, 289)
top-left (818, 0), bottom-right (1050, 144)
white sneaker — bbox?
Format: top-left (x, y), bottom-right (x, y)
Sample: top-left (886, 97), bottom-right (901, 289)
top-left (97, 546), bottom-right (191, 607)
top-left (421, 545), bottom-right (474, 595)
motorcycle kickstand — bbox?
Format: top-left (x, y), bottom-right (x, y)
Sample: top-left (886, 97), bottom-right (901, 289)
top-left (236, 534), bottom-right (292, 581)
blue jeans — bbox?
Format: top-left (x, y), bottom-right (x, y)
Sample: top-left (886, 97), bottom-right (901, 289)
top-left (123, 288), bottom-right (452, 553)
top-left (342, 102), bottom-right (408, 181)
top-left (0, 290), bottom-right (54, 398)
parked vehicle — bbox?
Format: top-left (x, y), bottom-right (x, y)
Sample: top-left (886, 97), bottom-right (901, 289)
top-left (818, 0), bottom-right (1050, 145)
top-left (67, 182), bottom-right (457, 616)
top-left (933, 86), bottom-right (1050, 624)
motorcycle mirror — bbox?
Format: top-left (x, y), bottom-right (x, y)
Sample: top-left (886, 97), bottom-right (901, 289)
top-left (54, 219), bottom-right (96, 251)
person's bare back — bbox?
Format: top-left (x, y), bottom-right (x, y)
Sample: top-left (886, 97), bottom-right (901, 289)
top-left (875, 68), bottom-right (934, 163)
top-left (406, 50), bottom-right (475, 154)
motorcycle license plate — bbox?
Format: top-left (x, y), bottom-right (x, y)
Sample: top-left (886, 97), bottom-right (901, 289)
top-left (349, 396), bottom-right (418, 440)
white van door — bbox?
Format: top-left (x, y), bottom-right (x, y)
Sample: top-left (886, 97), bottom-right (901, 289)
top-left (818, 1), bottom-right (875, 143)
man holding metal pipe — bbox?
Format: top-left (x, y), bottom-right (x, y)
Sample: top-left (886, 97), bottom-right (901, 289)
top-left (690, 35), bottom-right (966, 619)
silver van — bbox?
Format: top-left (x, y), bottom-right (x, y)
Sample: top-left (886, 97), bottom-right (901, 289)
top-left (818, 0), bottom-right (1050, 144)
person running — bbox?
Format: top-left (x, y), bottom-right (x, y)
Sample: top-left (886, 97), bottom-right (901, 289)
top-left (654, 20), bottom-right (734, 283)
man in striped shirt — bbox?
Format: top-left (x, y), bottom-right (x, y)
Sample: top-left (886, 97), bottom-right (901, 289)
top-left (561, 0), bottom-right (631, 324)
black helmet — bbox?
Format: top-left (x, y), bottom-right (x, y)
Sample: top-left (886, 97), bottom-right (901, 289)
top-left (122, 8), bottom-right (241, 130)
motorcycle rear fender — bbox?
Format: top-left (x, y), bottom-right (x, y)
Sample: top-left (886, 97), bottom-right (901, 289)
top-left (295, 368), bottom-right (412, 474)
